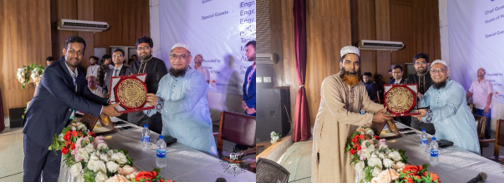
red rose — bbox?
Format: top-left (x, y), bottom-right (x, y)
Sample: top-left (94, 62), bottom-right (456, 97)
top-left (373, 135), bottom-right (380, 140)
top-left (359, 134), bottom-right (364, 140)
top-left (71, 130), bottom-right (78, 137)
top-left (427, 172), bottom-right (440, 182)
top-left (406, 176), bottom-right (414, 183)
top-left (350, 148), bottom-right (357, 155)
top-left (417, 165), bottom-right (423, 171)
top-left (352, 136), bottom-right (359, 144)
top-left (135, 171), bottom-right (156, 182)
top-left (61, 146), bottom-right (69, 155)
top-left (65, 141), bottom-right (72, 146)
top-left (70, 144), bottom-right (76, 150)
top-left (88, 131), bottom-right (96, 137)
top-left (63, 131), bottom-right (71, 141)
top-left (402, 165), bottom-right (420, 174)
top-left (357, 145), bottom-right (361, 151)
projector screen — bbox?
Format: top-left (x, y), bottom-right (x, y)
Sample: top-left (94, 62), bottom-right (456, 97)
top-left (448, 0), bottom-right (504, 103)
top-left (158, 0), bottom-right (256, 95)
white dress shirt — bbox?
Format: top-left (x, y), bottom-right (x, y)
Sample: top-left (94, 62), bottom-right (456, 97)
top-left (469, 79), bottom-right (493, 109)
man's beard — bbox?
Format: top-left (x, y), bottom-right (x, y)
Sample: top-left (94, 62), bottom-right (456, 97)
top-left (169, 67), bottom-right (187, 78)
top-left (340, 68), bottom-right (361, 86)
top-left (433, 79), bottom-right (447, 89)
top-left (140, 53), bottom-right (152, 60)
top-left (247, 56), bottom-right (256, 61)
top-left (417, 67), bottom-right (427, 74)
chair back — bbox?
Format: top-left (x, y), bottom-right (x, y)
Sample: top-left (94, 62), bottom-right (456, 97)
top-left (497, 119), bottom-right (504, 147)
top-left (256, 158), bottom-right (290, 183)
top-left (0, 87), bottom-right (4, 132)
top-left (474, 115), bottom-right (486, 140)
top-left (217, 111), bottom-right (256, 151)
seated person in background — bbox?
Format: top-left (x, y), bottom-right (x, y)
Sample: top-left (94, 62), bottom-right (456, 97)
top-left (362, 72), bottom-right (378, 102)
top-left (144, 43), bottom-right (217, 156)
top-left (390, 65), bottom-right (411, 126)
top-left (46, 56), bottom-right (54, 66)
top-left (87, 76), bottom-right (103, 98)
top-left (414, 60), bottom-right (480, 154)
top-left (375, 74), bottom-right (385, 102)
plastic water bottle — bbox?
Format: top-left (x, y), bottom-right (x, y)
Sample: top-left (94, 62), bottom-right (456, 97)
top-left (420, 129), bottom-right (428, 152)
top-left (141, 124), bottom-right (150, 150)
top-left (156, 136), bottom-right (167, 167)
top-left (430, 137), bottom-right (439, 166)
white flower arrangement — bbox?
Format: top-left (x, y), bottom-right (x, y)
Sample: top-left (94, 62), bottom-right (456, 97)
top-left (95, 171), bottom-right (108, 182)
top-left (270, 131), bottom-right (280, 144)
top-left (106, 161), bottom-right (120, 173)
top-left (70, 163), bottom-right (82, 177)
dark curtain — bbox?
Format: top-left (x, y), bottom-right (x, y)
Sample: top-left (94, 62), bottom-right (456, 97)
top-left (292, 0), bottom-right (311, 142)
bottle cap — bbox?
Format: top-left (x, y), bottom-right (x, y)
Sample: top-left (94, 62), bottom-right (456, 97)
top-left (144, 124), bottom-right (148, 128)
top-left (159, 136), bottom-right (164, 139)
top-left (432, 137), bottom-right (436, 140)
top-left (422, 129), bottom-right (426, 132)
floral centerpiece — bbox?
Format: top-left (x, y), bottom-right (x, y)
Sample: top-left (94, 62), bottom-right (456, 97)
top-left (270, 131), bottom-right (280, 144)
top-left (31, 65), bottom-right (45, 86)
top-left (345, 126), bottom-right (440, 183)
top-left (16, 64), bottom-right (45, 88)
top-left (49, 122), bottom-right (173, 182)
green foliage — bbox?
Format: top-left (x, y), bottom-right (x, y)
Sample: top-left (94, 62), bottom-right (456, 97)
top-left (83, 168), bottom-right (97, 182)
top-left (399, 149), bottom-right (408, 163)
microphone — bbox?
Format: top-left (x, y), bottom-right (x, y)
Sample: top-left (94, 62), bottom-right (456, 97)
top-left (216, 177), bottom-right (227, 182)
top-left (467, 172), bottom-right (487, 183)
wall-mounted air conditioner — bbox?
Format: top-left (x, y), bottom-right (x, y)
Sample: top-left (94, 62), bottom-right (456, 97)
top-left (257, 53), bottom-right (273, 65)
top-left (57, 19), bottom-right (109, 32)
top-left (358, 40), bottom-right (404, 51)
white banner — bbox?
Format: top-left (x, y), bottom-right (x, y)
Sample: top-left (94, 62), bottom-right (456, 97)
top-left (158, 0), bottom-right (256, 95)
top-left (448, 0), bottom-right (504, 103)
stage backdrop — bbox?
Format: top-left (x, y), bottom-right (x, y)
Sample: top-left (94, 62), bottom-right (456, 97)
top-left (442, 0), bottom-right (504, 130)
top-left (149, 0), bottom-right (256, 120)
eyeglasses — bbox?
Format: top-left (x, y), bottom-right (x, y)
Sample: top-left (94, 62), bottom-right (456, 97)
top-left (68, 50), bottom-right (83, 56)
top-left (170, 54), bottom-right (189, 60)
top-left (196, 57), bottom-right (202, 60)
top-left (430, 68), bottom-right (446, 74)
top-left (415, 61), bottom-right (427, 65)
top-left (137, 46), bottom-right (151, 51)
top-left (113, 54), bottom-right (123, 58)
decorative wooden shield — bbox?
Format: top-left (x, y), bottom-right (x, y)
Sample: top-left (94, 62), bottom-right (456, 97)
top-left (109, 73), bottom-right (154, 113)
top-left (384, 84), bottom-right (420, 116)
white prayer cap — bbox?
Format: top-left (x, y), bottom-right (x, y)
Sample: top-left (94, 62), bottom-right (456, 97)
top-left (430, 59), bottom-right (448, 68)
top-left (171, 43), bottom-right (190, 52)
top-left (340, 46), bottom-right (360, 57)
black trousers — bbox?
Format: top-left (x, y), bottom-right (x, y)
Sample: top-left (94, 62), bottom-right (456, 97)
top-left (127, 111), bottom-right (163, 134)
top-left (410, 117), bottom-right (436, 135)
top-left (23, 135), bottom-right (61, 182)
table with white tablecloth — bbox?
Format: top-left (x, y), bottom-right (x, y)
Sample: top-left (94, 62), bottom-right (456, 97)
top-left (383, 121), bottom-right (504, 183)
top-left (58, 117), bottom-right (256, 182)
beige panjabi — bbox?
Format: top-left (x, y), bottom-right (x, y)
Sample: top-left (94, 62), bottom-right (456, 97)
top-left (311, 72), bottom-right (384, 183)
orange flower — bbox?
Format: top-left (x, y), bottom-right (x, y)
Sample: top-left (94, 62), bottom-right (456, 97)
top-left (71, 131), bottom-right (78, 137)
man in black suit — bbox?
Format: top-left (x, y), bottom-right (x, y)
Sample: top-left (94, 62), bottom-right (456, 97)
top-left (22, 36), bottom-right (121, 182)
top-left (128, 36), bottom-right (168, 134)
top-left (388, 65), bottom-right (411, 126)
top-left (406, 53), bottom-right (435, 134)
top-left (103, 48), bottom-right (131, 121)
top-left (389, 65), bottom-right (406, 85)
